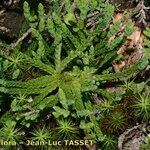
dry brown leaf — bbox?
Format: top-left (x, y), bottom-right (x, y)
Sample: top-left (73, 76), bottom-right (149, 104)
top-left (127, 27), bottom-right (141, 48)
top-left (113, 13), bottom-right (125, 23)
top-left (118, 26), bottom-right (142, 54)
top-left (113, 61), bottom-right (126, 73)
top-left (118, 124), bottom-right (148, 150)
top-left (115, 24), bottom-right (146, 72)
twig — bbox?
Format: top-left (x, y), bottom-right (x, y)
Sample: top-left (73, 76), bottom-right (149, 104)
top-left (0, 10), bottom-right (5, 16)
top-left (6, 28), bottom-right (32, 53)
top-left (118, 123), bottom-right (147, 150)
top-left (0, 26), bottom-right (10, 32)
top-left (4, 0), bottom-right (13, 7)
top-left (136, 0), bottom-right (150, 25)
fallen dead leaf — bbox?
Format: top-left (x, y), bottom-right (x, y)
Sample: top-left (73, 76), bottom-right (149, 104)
top-left (113, 61), bottom-right (126, 72)
top-left (113, 13), bottom-right (125, 23)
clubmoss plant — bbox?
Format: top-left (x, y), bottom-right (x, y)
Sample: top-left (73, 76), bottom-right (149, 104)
top-left (30, 127), bottom-right (51, 141)
top-left (0, 119), bottom-right (21, 150)
top-left (122, 80), bottom-right (134, 92)
top-left (0, 0), bottom-right (149, 149)
top-left (98, 99), bottom-right (114, 115)
top-left (134, 94), bottom-right (150, 121)
top-left (1, 53), bottom-right (24, 80)
top-left (101, 135), bottom-right (117, 150)
top-left (0, 120), bottom-right (21, 141)
top-left (141, 134), bottom-right (150, 150)
top-left (144, 27), bottom-right (150, 60)
top-left (101, 111), bottom-right (126, 134)
top-left (55, 119), bottom-right (79, 140)
top-left (29, 127), bottom-right (52, 150)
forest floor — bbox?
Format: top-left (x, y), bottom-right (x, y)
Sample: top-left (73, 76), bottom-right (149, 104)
top-left (0, 0), bottom-right (150, 150)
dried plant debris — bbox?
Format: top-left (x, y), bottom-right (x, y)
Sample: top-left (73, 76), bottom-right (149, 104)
top-left (86, 11), bottom-right (100, 29)
top-left (108, 0), bottom-right (137, 10)
top-left (113, 24), bottom-right (145, 73)
top-left (0, 1), bottom-right (150, 150)
top-left (108, 0), bottom-right (150, 26)
top-left (0, 12), bottom-right (24, 38)
top-left (135, 0), bottom-right (150, 25)
top-left (118, 123), bottom-right (150, 150)
top-left (0, 1), bottom-right (25, 41)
